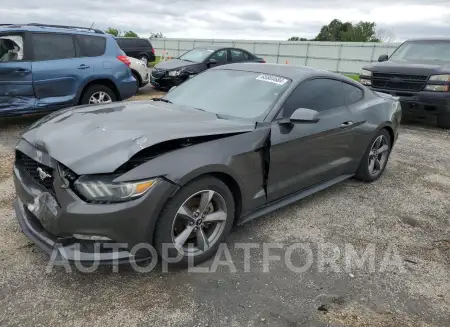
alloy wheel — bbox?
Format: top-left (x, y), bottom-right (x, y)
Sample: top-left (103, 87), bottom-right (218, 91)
top-left (140, 56), bottom-right (148, 66)
top-left (88, 91), bottom-right (112, 104)
top-left (172, 190), bottom-right (227, 256)
top-left (368, 135), bottom-right (389, 176)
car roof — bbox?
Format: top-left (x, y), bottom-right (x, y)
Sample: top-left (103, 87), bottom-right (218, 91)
top-left (405, 37), bottom-right (450, 42)
top-left (0, 24), bottom-right (107, 37)
top-left (212, 62), bottom-right (350, 83)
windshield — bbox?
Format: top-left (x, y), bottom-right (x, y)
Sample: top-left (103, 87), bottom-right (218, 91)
top-left (163, 70), bottom-right (291, 120)
top-left (390, 41), bottom-right (450, 62)
top-left (179, 48), bottom-right (215, 63)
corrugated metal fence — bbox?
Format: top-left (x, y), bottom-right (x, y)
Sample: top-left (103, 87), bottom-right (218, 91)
top-left (151, 38), bottom-right (401, 74)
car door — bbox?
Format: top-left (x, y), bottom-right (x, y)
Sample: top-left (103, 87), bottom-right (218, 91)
top-left (0, 32), bottom-right (36, 113)
top-left (267, 78), bottom-right (357, 202)
top-left (128, 39), bottom-right (140, 58)
top-left (206, 49), bottom-right (229, 68)
top-left (31, 32), bottom-right (91, 108)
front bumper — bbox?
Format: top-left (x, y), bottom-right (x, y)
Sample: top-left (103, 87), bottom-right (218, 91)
top-left (150, 73), bottom-right (186, 90)
top-left (370, 87), bottom-right (450, 117)
top-left (13, 143), bottom-right (179, 264)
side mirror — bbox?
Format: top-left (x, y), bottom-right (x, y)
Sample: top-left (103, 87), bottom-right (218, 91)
top-left (281, 108), bottom-right (319, 124)
top-left (207, 58), bottom-right (218, 66)
top-left (169, 86), bottom-right (177, 92)
top-left (378, 54), bottom-right (389, 62)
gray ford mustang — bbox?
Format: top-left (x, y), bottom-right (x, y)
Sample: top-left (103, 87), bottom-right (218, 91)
top-left (13, 63), bottom-right (402, 266)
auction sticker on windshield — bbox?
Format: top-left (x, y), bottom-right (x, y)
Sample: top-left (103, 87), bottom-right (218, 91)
top-left (256, 74), bottom-right (288, 85)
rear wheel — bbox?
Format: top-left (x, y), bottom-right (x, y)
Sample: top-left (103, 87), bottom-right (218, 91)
top-left (355, 129), bottom-right (392, 182)
top-left (139, 55), bottom-right (149, 66)
top-left (81, 85), bottom-right (116, 105)
top-left (437, 113), bottom-right (450, 129)
top-left (154, 176), bottom-right (235, 266)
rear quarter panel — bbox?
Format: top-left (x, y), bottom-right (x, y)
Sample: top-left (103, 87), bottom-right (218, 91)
top-left (347, 90), bottom-right (401, 162)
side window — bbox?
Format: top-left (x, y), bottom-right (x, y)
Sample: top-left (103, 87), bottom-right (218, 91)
top-left (0, 34), bottom-right (24, 62)
top-left (342, 82), bottom-right (364, 105)
top-left (32, 33), bottom-right (76, 61)
top-left (209, 50), bottom-right (227, 64)
top-left (281, 79), bottom-right (345, 118)
top-left (231, 49), bottom-right (246, 61)
top-left (243, 51), bottom-right (252, 60)
top-left (76, 35), bottom-right (106, 57)
top-left (137, 39), bottom-right (149, 48)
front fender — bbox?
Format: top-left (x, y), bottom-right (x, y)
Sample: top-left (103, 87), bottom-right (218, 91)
top-left (115, 127), bottom-right (271, 214)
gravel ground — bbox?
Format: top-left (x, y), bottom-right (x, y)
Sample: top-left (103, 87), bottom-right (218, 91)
top-left (0, 88), bottom-right (449, 327)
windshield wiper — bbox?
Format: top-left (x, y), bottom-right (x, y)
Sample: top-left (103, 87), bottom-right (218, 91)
top-left (152, 98), bottom-right (172, 104)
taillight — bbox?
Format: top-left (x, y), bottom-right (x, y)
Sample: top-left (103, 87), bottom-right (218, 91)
top-left (261, 60), bottom-right (266, 63)
top-left (117, 55), bottom-right (131, 66)
top-left (151, 48), bottom-right (155, 54)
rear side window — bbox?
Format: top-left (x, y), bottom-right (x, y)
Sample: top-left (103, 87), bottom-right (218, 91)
top-left (120, 39), bottom-right (134, 47)
top-left (342, 82), bottom-right (364, 105)
top-left (0, 34), bottom-right (24, 61)
top-left (281, 78), bottom-right (345, 117)
top-left (76, 35), bottom-right (106, 57)
top-left (137, 39), bottom-right (150, 48)
top-left (32, 33), bottom-right (76, 61)
top-left (231, 49), bottom-right (246, 61)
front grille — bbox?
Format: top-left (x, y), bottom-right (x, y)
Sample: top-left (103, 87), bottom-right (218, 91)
top-left (15, 151), bottom-right (56, 195)
top-left (151, 69), bottom-right (165, 78)
top-left (372, 72), bottom-right (428, 91)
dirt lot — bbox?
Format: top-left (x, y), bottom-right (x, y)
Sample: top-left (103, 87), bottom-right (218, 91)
top-left (0, 86), bottom-right (449, 326)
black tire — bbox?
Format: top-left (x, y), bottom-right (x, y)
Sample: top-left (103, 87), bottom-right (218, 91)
top-left (139, 55), bottom-right (149, 66)
top-left (132, 72), bottom-right (141, 92)
top-left (355, 129), bottom-right (392, 182)
top-left (80, 84), bottom-right (116, 105)
top-left (437, 113), bottom-right (450, 129)
top-left (154, 176), bottom-right (235, 267)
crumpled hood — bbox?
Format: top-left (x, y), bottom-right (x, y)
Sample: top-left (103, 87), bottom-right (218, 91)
top-left (154, 59), bottom-right (196, 71)
top-left (21, 101), bottom-right (255, 174)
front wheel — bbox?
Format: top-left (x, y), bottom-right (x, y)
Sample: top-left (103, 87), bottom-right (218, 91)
top-left (154, 176), bottom-right (235, 266)
top-left (355, 129), bottom-right (392, 182)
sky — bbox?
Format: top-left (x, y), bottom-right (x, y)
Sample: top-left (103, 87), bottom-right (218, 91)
top-left (1, 0), bottom-right (450, 42)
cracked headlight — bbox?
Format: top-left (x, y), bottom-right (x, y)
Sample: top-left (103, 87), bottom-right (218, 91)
top-left (74, 175), bottom-right (158, 203)
top-left (168, 69), bottom-right (183, 77)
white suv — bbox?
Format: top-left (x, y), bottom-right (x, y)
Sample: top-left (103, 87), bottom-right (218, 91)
top-left (128, 56), bottom-right (149, 90)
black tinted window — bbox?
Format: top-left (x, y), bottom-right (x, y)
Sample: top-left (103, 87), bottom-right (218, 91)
top-left (137, 39), bottom-right (150, 47)
top-left (342, 82), bottom-right (364, 105)
top-left (76, 35), bottom-right (106, 57)
top-left (209, 49), bottom-right (227, 63)
top-left (231, 49), bottom-right (246, 61)
top-left (32, 33), bottom-right (75, 61)
top-left (281, 79), bottom-right (344, 117)
top-left (118, 38), bottom-right (133, 48)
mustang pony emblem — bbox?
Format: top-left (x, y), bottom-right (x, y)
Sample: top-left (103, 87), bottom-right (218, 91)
top-left (37, 167), bottom-right (51, 181)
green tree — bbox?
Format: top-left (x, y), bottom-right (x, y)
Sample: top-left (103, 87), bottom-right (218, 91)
top-left (123, 31), bottom-right (138, 37)
top-left (150, 32), bottom-right (165, 39)
top-left (105, 27), bottom-right (120, 37)
top-left (314, 19), bottom-right (380, 42)
top-left (288, 36), bottom-right (308, 41)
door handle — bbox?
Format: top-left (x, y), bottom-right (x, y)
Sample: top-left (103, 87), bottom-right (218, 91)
top-left (78, 64), bottom-right (90, 70)
top-left (340, 121), bottom-right (354, 128)
top-left (13, 68), bottom-right (31, 75)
